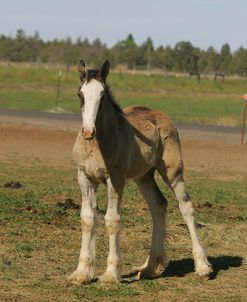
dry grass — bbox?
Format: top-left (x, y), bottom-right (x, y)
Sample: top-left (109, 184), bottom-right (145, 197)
top-left (1, 166), bottom-right (246, 302)
top-left (0, 126), bottom-right (247, 301)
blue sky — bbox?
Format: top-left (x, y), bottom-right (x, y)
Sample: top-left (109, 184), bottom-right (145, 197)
top-left (0, 0), bottom-right (246, 51)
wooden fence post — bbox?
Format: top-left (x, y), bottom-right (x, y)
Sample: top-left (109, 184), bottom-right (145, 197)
top-left (56, 70), bottom-right (62, 111)
top-left (241, 94), bottom-right (247, 144)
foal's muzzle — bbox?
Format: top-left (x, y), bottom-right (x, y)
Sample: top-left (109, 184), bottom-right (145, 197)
top-left (81, 126), bottom-right (96, 140)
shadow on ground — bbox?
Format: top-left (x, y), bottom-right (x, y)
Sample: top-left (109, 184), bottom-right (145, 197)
top-left (164, 255), bottom-right (243, 279)
top-left (123, 255), bottom-right (243, 281)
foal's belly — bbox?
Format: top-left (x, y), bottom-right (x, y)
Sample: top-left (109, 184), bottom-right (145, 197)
top-left (125, 139), bottom-right (158, 179)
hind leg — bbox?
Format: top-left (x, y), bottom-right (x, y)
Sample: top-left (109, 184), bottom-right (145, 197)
top-left (135, 170), bottom-right (168, 279)
top-left (174, 180), bottom-right (212, 276)
top-left (158, 158), bottom-right (212, 277)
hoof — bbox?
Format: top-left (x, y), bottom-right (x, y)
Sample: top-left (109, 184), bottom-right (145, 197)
top-left (199, 273), bottom-right (211, 281)
top-left (134, 256), bottom-right (167, 280)
top-left (67, 268), bottom-right (96, 285)
top-left (99, 271), bottom-right (121, 284)
top-left (195, 262), bottom-right (213, 279)
top-left (135, 263), bottom-right (165, 280)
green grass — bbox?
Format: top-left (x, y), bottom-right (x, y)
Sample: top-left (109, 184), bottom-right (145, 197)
top-left (0, 160), bottom-right (246, 301)
top-left (0, 64), bottom-right (247, 126)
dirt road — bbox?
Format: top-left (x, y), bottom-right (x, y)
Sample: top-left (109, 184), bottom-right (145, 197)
top-left (0, 108), bottom-right (243, 144)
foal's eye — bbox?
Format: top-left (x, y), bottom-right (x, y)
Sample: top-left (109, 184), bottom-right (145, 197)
top-left (77, 91), bottom-right (84, 108)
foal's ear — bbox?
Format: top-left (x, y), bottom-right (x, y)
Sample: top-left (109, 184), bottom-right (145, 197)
top-left (78, 59), bottom-right (87, 81)
top-left (101, 60), bottom-right (110, 82)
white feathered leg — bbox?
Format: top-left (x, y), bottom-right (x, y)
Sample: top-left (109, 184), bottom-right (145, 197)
top-left (174, 181), bottom-right (212, 277)
top-left (68, 169), bottom-right (97, 284)
top-left (99, 177), bottom-right (123, 283)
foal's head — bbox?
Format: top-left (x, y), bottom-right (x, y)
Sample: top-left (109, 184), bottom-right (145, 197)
top-left (78, 60), bottom-right (110, 140)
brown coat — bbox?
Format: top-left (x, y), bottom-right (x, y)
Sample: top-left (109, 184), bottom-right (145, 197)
top-left (73, 104), bottom-right (182, 188)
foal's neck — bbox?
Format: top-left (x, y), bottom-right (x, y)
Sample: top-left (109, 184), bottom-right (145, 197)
top-left (95, 90), bottom-right (129, 172)
top-left (97, 91), bottom-right (124, 135)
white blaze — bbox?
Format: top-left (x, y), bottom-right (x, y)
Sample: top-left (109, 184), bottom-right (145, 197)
top-left (81, 79), bottom-right (104, 131)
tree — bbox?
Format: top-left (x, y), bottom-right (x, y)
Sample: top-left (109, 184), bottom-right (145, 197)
top-left (219, 43), bottom-right (232, 74)
top-left (9, 29), bottom-right (28, 61)
top-left (30, 31), bottom-right (43, 62)
top-left (135, 37), bottom-right (154, 69)
top-left (87, 38), bottom-right (106, 66)
top-left (173, 41), bottom-right (198, 72)
top-left (232, 47), bottom-right (247, 75)
top-left (63, 37), bottom-right (77, 70)
top-left (153, 46), bottom-right (165, 69)
top-left (198, 49), bottom-right (208, 72)
top-left (1, 30), bottom-right (247, 76)
top-left (203, 47), bottom-right (220, 72)
top-left (153, 45), bottom-right (175, 70)
top-left (16, 29), bottom-right (26, 40)
top-left (124, 34), bottom-right (138, 68)
top-left (110, 34), bottom-right (138, 68)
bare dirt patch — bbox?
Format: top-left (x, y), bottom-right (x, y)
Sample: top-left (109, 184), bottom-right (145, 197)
top-left (1, 124), bottom-right (246, 176)
top-left (182, 139), bottom-right (247, 175)
top-left (0, 125), bottom-right (76, 168)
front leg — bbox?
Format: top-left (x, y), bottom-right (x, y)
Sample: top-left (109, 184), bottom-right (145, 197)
top-left (68, 169), bottom-right (97, 285)
top-left (99, 177), bottom-right (123, 283)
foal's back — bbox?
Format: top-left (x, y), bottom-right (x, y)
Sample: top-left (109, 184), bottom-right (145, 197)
top-left (124, 105), bottom-right (176, 140)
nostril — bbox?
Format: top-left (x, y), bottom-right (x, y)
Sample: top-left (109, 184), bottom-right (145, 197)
top-left (81, 126), bottom-right (85, 135)
top-left (81, 126), bottom-right (96, 139)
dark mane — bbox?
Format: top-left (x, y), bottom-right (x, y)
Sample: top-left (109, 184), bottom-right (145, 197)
top-left (104, 84), bottom-right (123, 116)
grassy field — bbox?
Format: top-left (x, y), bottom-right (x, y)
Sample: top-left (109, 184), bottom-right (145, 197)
top-left (0, 64), bottom-right (247, 126)
top-left (0, 145), bottom-right (246, 301)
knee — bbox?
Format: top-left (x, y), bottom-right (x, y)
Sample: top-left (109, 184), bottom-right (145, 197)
top-left (105, 214), bottom-right (121, 235)
top-left (79, 254), bottom-right (94, 265)
top-left (179, 200), bottom-right (194, 218)
top-left (81, 212), bottom-right (96, 232)
top-left (107, 255), bottom-right (121, 267)
top-left (166, 160), bottom-right (184, 186)
top-left (173, 181), bottom-right (190, 202)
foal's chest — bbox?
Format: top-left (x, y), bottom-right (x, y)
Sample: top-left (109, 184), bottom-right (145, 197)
top-left (72, 133), bottom-right (108, 181)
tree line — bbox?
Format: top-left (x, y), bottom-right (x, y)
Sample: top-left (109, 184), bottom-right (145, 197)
top-left (1, 29), bottom-right (247, 75)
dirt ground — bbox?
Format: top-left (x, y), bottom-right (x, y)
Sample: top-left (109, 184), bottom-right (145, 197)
top-left (1, 124), bottom-right (246, 176)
